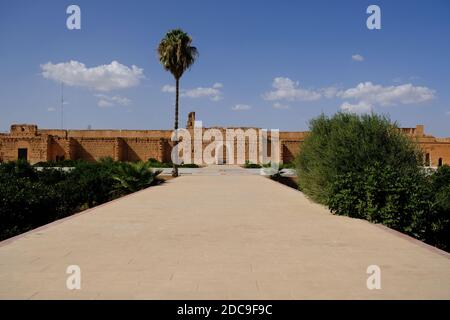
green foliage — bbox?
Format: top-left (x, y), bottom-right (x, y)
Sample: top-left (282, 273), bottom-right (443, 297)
top-left (178, 163), bottom-right (200, 168)
top-left (243, 161), bottom-right (294, 169)
top-left (244, 160), bottom-right (261, 168)
top-left (295, 113), bottom-right (449, 251)
top-left (279, 162), bottom-right (295, 169)
top-left (147, 158), bottom-right (169, 168)
top-left (67, 161), bottom-right (119, 207)
top-left (327, 163), bottom-right (431, 239)
top-left (426, 165), bottom-right (450, 250)
top-left (147, 158), bottom-right (199, 168)
top-left (113, 162), bottom-right (162, 193)
top-left (157, 29), bottom-right (198, 80)
top-left (157, 29), bottom-right (198, 177)
top-left (33, 159), bottom-right (84, 167)
top-left (295, 113), bottom-right (422, 204)
top-left (0, 159), bottom-right (164, 241)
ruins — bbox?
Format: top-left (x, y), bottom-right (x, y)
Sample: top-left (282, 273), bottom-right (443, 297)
top-left (0, 112), bottom-right (449, 166)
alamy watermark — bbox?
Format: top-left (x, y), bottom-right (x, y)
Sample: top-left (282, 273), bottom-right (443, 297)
top-left (367, 5), bottom-right (381, 30)
top-left (170, 120), bottom-right (281, 171)
top-left (366, 265), bottom-right (381, 290)
top-left (66, 265), bottom-right (81, 290)
top-left (66, 5), bottom-right (81, 30)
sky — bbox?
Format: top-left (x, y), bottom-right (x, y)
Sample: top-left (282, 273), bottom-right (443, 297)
top-left (0, 0), bottom-right (449, 136)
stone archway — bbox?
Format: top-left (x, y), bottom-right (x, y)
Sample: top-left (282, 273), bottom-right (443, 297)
top-left (214, 143), bottom-right (232, 165)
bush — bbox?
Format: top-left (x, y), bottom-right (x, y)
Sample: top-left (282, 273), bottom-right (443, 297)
top-left (327, 163), bottom-right (432, 240)
top-left (147, 158), bottom-right (199, 168)
top-left (295, 113), bottom-right (422, 203)
top-left (295, 113), bottom-right (449, 251)
top-left (113, 162), bottom-right (162, 193)
top-left (0, 159), bottom-right (164, 241)
top-left (244, 160), bottom-right (261, 168)
top-left (426, 165), bottom-right (450, 250)
top-left (33, 159), bottom-right (84, 167)
top-left (179, 163), bottom-right (200, 168)
top-left (147, 158), bottom-right (171, 168)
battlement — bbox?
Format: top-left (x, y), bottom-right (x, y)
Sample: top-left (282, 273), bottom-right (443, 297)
top-left (10, 124), bottom-right (38, 137)
top-left (1, 115), bottom-right (449, 166)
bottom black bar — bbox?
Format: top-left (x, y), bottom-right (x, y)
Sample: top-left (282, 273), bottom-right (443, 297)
top-left (1, 300), bottom-right (448, 319)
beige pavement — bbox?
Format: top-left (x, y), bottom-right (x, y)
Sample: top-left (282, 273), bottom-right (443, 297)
top-left (0, 165), bottom-right (449, 299)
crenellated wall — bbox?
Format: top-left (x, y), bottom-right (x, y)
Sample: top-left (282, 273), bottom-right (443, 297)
top-left (1, 120), bottom-right (449, 167)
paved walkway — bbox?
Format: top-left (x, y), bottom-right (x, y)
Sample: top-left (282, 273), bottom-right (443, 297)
top-left (0, 166), bottom-right (449, 299)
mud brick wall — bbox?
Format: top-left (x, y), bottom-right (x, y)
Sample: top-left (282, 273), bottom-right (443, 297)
top-left (1, 122), bottom-right (450, 166)
top-left (281, 140), bottom-right (302, 164)
top-left (121, 138), bottom-right (162, 162)
top-left (71, 138), bottom-right (118, 162)
top-left (48, 137), bottom-right (70, 161)
top-left (0, 136), bottom-right (49, 163)
top-left (420, 141), bottom-right (450, 167)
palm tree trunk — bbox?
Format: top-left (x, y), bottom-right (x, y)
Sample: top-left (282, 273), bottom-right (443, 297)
top-left (172, 77), bottom-right (179, 177)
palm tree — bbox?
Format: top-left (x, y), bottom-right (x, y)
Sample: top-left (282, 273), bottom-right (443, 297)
top-left (157, 29), bottom-right (198, 177)
top-left (112, 161), bottom-right (162, 194)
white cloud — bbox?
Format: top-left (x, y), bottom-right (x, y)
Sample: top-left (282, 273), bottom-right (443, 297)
top-left (232, 104), bottom-right (251, 111)
top-left (352, 54), bottom-right (364, 62)
top-left (340, 101), bottom-right (372, 114)
top-left (262, 77), bottom-right (322, 101)
top-left (161, 84), bottom-right (176, 93)
top-left (97, 99), bottom-right (114, 108)
top-left (262, 77), bottom-right (435, 112)
top-left (41, 60), bottom-right (144, 91)
top-left (211, 95), bottom-right (223, 102)
top-left (94, 94), bottom-right (131, 108)
top-left (337, 82), bottom-right (435, 107)
top-left (47, 107), bottom-right (56, 112)
top-left (161, 83), bottom-right (223, 101)
top-left (183, 86), bottom-right (222, 100)
top-left (320, 86), bottom-right (339, 99)
top-left (273, 102), bottom-right (290, 110)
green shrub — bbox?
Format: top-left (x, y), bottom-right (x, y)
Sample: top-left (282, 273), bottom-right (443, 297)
top-left (33, 159), bottom-right (84, 167)
top-left (244, 160), bottom-right (261, 168)
top-left (295, 113), bottom-right (422, 204)
top-left (0, 159), bottom-right (163, 240)
top-left (426, 165), bottom-right (450, 251)
top-left (327, 163), bottom-right (432, 240)
top-left (112, 161), bottom-right (162, 193)
top-left (147, 158), bottom-right (172, 168)
top-left (179, 163), bottom-right (200, 168)
top-left (295, 113), bottom-right (449, 251)
top-left (147, 158), bottom-right (199, 168)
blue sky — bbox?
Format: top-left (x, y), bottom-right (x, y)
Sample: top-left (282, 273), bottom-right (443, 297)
top-left (0, 0), bottom-right (449, 136)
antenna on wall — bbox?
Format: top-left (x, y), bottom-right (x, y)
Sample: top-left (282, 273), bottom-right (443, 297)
top-left (61, 82), bottom-right (64, 130)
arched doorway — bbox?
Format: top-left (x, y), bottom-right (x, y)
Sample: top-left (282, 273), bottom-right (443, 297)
top-left (214, 143), bottom-right (231, 165)
top-left (425, 153), bottom-right (430, 166)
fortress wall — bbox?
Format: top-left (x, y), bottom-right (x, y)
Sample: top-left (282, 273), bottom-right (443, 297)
top-left (0, 136), bottom-right (49, 164)
top-left (39, 129), bottom-right (172, 139)
top-left (281, 140), bottom-right (302, 164)
top-left (39, 130), bottom-right (67, 138)
top-left (420, 142), bottom-right (450, 167)
top-left (1, 122), bottom-right (450, 166)
top-left (279, 131), bottom-right (308, 140)
top-left (71, 138), bottom-right (118, 162)
top-left (48, 137), bottom-right (70, 161)
top-left (66, 130), bottom-right (172, 139)
top-left (121, 138), bottom-right (162, 162)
